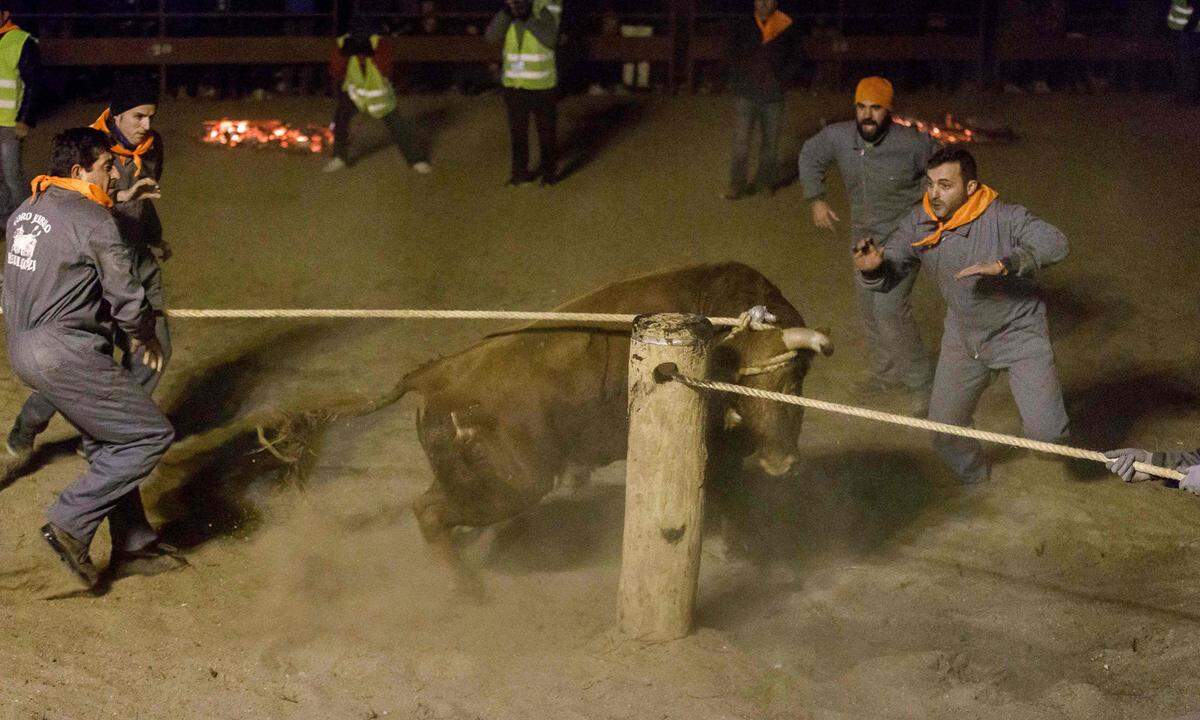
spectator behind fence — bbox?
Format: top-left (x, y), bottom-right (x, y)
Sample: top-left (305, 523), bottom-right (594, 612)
top-left (0, 1), bottom-right (38, 223)
top-left (723, 0), bottom-right (799, 200)
top-left (324, 18), bottom-right (432, 175)
top-left (1169, 0), bottom-right (1200, 104)
top-left (486, 0), bottom-right (562, 187)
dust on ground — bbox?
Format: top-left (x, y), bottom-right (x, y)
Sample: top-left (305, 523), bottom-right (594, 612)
top-left (0, 90), bottom-right (1198, 719)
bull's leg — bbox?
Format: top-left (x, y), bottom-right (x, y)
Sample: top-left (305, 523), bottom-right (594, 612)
top-left (412, 487), bottom-right (486, 601)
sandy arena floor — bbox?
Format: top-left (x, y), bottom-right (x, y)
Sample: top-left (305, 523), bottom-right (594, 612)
top-left (0, 89), bottom-right (1198, 719)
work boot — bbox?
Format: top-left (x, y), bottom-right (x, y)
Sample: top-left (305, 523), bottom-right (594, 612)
top-left (851, 374), bottom-right (902, 397)
top-left (902, 384), bottom-right (933, 419)
top-left (505, 172), bottom-right (535, 187)
top-left (41, 523), bottom-right (100, 590)
top-left (322, 157), bottom-right (347, 173)
top-left (0, 427), bottom-right (34, 482)
top-left (110, 542), bottom-right (189, 578)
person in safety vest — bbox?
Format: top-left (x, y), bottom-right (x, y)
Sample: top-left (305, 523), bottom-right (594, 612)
top-left (324, 17), bottom-right (432, 174)
top-left (3, 128), bottom-right (175, 591)
top-left (0, 2), bottom-right (40, 222)
top-left (1169, 0), bottom-right (1200, 104)
top-left (485, 0), bottom-right (562, 186)
top-left (2, 78), bottom-right (184, 580)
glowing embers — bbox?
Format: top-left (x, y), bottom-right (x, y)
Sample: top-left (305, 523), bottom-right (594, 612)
top-left (201, 119), bottom-right (332, 153)
top-left (893, 114), bottom-right (1016, 144)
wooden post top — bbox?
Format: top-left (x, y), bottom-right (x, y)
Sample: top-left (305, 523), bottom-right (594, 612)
top-left (631, 313), bottom-right (713, 347)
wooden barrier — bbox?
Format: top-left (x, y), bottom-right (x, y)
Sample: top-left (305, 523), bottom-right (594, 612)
top-left (617, 313), bottom-right (712, 642)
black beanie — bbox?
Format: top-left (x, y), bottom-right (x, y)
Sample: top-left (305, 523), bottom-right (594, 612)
top-left (109, 75), bottom-right (159, 117)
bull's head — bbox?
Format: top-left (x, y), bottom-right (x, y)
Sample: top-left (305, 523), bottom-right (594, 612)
top-left (713, 325), bottom-right (832, 477)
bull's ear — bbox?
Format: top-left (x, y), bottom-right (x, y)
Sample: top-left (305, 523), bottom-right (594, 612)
top-left (724, 407), bottom-right (744, 430)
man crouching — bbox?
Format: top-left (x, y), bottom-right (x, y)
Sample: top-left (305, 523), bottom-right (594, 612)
top-left (2, 128), bottom-right (175, 590)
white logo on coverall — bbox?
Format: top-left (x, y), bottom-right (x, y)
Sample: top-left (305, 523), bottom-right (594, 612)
top-left (8, 212), bottom-right (51, 273)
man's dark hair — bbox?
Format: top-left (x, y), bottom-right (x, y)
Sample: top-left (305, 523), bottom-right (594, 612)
top-left (927, 145), bottom-right (978, 184)
top-left (47, 128), bottom-right (111, 177)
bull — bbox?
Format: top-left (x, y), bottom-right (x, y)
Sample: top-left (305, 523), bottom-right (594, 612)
top-left (387, 263), bottom-right (832, 563)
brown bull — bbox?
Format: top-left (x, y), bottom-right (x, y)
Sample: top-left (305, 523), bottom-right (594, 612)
top-left (391, 263), bottom-right (832, 558)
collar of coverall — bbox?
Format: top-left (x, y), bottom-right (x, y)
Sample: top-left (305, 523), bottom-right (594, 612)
top-left (755, 11), bottom-right (792, 44)
top-left (913, 184), bottom-right (998, 249)
top-left (90, 109), bottom-right (155, 177)
top-left (30, 176), bottom-right (114, 209)
top-left (0, 22), bottom-right (18, 35)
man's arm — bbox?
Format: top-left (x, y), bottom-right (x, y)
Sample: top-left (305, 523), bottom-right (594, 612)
top-left (1156, 449), bottom-right (1200, 471)
top-left (1002, 205), bottom-right (1068, 277)
top-left (523, 3), bottom-right (562, 49)
top-left (15, 36), bottom-right (40, 128)
top-left (855, 220), bottom-right (922, 293)
top-left (484, 8), bottom-right (513, 45)
top-left (798, 126), bottom-right (837, 201)
top-left (87, 218), bottom-right (154, 343)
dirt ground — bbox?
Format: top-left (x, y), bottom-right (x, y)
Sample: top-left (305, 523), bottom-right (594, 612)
top-left (1, 89), bottom-right (1199, 720)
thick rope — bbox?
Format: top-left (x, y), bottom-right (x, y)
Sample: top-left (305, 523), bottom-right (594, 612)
top-left (670, 373), bottom-right (1186, 482)
top-left (162, 308), bottom-right (747, 326)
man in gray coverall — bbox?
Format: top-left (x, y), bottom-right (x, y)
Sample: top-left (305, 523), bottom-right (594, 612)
top-left (853, 146), bottom-right (1069, 484)
top-left (799, 76), bottom-right (938, 414)
top-left (3, 127), bottom-right (174, 589)
top-left (1, 78), bottom-right (181, 578)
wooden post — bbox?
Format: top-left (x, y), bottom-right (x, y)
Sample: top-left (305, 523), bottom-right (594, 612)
top-left (617, 313), bottom-right (712, 642)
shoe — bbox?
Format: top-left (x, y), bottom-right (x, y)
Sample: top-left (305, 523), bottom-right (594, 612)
top-left (722, 187), bottom-right (750, 201)
top-left (539, 172), bottom-right (558, 187)
top-left (903, 386), bottom-right (932, 419)
top-left (41, 523), bottom-right (99, 590)
top-left (851, 374), bottom-right (902, 396)
top-left (505, 173), bottom-right (535, 187)
top-left (1, 429), bottom-right (34, 482)
top-left (322, 157), bottom-right (347, 173)
top-left (110, 542), bottom-right (189, 578)
top-left (412, 161), bottom-right (432, 175)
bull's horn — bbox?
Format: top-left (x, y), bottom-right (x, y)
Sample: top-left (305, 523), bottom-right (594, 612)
top-left (782, 327), bottom-right (833, 356)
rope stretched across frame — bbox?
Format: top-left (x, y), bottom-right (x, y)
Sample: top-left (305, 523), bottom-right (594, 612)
top-left (162, 308), bottom-right (749, 326)
top-left (668, 372), bottom-right (1186, 482)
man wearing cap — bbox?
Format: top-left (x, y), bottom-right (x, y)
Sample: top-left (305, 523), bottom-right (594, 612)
top-left (2, 78), bottom-right (185, 578)
top-left (852, 146), bottom-right (1070, 485)
top-left (324, 18), bottom-right (432, 174)
top-left (4, 127), bottom-right (174, 589)
top-left (798, 76), bottom-right (938, 415)
top-left (0, 2), bottom-right (40, 222)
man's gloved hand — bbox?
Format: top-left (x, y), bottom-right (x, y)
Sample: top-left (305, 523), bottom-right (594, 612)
top-left (1104, 448), bottom-right (1153, 482)
top-left (1181, 465), bottom-right (1200, 495)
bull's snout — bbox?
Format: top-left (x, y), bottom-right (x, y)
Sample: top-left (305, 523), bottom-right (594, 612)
top-left (756, 451), bottom-right (797, 477)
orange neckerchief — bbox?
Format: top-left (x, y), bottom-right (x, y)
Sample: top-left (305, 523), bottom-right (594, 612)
top-left (31, 175), bottom-right (114, 209)
top-left (90, 108), bottom-right (155, 177)
top-left (0, 21), bottom-right (19, 35)
top-left (755, 10), bottom-right (792, 44)
top-left (912, 185), bottom-right (998, 249)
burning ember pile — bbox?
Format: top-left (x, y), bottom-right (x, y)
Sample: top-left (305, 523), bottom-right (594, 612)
top-left (201, 119), bottom-right (332, 154)
top-left (893, 113), bottom-right (1015, 144)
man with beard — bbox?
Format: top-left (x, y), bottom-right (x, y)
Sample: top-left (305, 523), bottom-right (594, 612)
top-left (3, 128), bottom-right (173, 590)
top-left (2, 77), bottom-right (185, 578)
top-left (852, 146), bottom-right (1070, 485)
top-left (798, 76), bottom-right (938, 415)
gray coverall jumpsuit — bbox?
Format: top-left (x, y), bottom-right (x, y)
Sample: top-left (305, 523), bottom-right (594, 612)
top-left (3, 186), bottom-right (173, 546)
top-left (859, 198), bottom-right (1070, 483)
top-left (11, 130), bottom-right (168, 552)
top-left (799, 119), bottom-right (938, 391)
